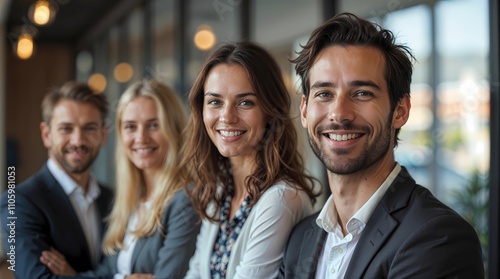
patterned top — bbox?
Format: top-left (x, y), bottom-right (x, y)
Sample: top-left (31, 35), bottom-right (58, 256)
top-left (210, 188), bottom-right (253, 279)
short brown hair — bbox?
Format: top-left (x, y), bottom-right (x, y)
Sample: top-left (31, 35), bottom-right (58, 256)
top-left (41, 81), bottom-right (108, 125)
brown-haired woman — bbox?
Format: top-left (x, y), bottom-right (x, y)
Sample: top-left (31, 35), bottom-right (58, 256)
top-left (182, 41), bottom-right (319, 279)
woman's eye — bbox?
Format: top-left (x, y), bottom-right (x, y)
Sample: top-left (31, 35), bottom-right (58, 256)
top-left (239, 100), bottom-right (255, 106)
top-left (149, 123), bottom-right (159, 129)
top-left (207, 99), bottom-right (221, 106)
top-left (124, 124), bottom-right (135, 130)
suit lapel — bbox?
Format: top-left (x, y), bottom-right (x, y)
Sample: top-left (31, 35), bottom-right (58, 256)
top-left (297, 218), bottom-right (327, 278)
top-left (40, 165), bottom-right (92, 263)
top-left (345, 167), bottom-right (416, 278)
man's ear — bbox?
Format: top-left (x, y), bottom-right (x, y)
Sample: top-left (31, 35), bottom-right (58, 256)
top-left (300, 95), bottom-right (308, 128)
top-left (40, 122), bottom-right (51, 148)
top-left (393, 95), bottom-right (411, 129)
top-left (99, 124), bottom-right (109, 148)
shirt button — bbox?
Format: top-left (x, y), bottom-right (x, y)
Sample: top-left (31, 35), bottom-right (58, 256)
top-left (337, 248), bottom-right (343, 254)
top-left (329, 266), bottom-right (335, 273)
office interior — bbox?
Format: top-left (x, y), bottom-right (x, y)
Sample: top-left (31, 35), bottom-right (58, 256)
top-left (0, 0), bottom-right (498, 278)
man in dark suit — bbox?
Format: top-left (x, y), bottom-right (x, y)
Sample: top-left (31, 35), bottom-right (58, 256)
top-left (1, 81), bottom-right (113, 279)
top-left (279, 13), bottom-right (484, 278)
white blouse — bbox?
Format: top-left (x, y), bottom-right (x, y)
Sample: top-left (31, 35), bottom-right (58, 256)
top-left (185, 181), bottom-right (314, 279)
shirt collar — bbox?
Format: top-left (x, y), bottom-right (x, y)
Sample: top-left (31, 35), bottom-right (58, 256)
top-left (316, 163), bottom-right (402, 236)
top-left (316, 195), bottom-right (338, 233)
top-left (47, 158), bottom-right (100, 202)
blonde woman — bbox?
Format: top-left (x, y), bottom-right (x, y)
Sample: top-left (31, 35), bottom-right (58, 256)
top-left (41, 80), bottom-right (200, 279)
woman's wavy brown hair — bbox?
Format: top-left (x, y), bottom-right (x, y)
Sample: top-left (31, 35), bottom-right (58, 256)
top-left (181, 41), bottom-right (319, 222)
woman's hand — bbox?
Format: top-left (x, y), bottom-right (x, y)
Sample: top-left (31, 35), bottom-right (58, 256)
top-left (40, 247), bottom-right (77, 276)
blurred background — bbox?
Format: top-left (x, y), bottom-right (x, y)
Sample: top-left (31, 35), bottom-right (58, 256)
top-left (1, 0), bottom-right (498, 278)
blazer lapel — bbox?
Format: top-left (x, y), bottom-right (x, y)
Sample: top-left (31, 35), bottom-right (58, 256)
top-left (130, 237), bottom-right (147, 271)
top-left (39, 165), bottom-right (92, 262)
top-left (95, 187), bottom-right (112, 239)
top-left (345, 167), bottom-right (416, 278)
top-left (297, 218), bottom-right (327, 278)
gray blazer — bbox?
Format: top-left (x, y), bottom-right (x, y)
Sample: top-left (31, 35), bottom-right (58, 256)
top-left (279, 167), bottom-right (485, 279)
top-left (79, 189), bottom-right (200, 279)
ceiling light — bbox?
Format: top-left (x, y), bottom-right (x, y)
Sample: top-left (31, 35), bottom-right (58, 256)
top-left (16, 33), bottom-right (34, 60)
top-left (114, 63), bottom-right (134, 83)
top-left (194, 25), bottom-right (216, 51)
top-left (29, 0), bottom-right (57, 26)
top-left (88, 73), bottom-right (107, 94)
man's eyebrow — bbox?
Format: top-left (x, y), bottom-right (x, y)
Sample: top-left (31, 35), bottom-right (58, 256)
top-left (55, 122), bottom-right (73, 126)
top-left (310, 80), bottom-right (381, 91)
top-left (310, 81), bottom-right (335, 90)
top-left (56, 121), bottom-right (101, 127)
top-left (349, 80), bottom-right (381, 90)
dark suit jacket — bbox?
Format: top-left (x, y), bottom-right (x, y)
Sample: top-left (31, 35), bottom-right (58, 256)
top-left (1, 164), bottom-right (113, 279)
top-left (78, 189), bottom-right (200, 279)
top-left (279, 167), bottom-right (485, 279)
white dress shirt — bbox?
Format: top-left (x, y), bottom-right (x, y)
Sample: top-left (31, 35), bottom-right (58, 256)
top-left (47, 159), bottom-right (101, 267)
top-left (315, 164), bottom-right (401, 279)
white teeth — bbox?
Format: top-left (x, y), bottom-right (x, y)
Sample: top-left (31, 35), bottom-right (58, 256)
top-left (328, 133), bottom-right (360, 141)
top-left (220, 130), bottom-right (244, 137)
top-left (136, 148), bottom-right (154, 154)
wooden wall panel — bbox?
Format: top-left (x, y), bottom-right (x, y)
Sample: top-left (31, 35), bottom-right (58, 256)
top-left (5, 43), bottom-right (74, 182)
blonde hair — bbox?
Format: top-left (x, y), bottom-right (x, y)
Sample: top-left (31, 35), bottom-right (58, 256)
top-left (103, 80), bottom-right (187, 254)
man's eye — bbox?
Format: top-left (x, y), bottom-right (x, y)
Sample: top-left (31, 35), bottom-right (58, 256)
top-left (59, 126), bottom-right (72, 133)
top-left (315, 91), bottom-right (331, 98)
top-left (354, 91), bottom-right (374, 99)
